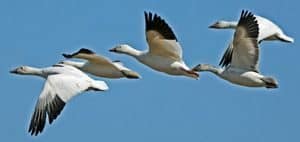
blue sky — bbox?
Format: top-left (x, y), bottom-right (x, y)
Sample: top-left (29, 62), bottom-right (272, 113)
top-left (1, 0), bottom-right (299, 141)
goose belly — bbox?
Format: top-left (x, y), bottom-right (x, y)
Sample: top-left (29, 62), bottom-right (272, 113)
top-left (138, 55), bottom-right (180, 75)
top-left (222, 70), bottom-right (265, 87)
top-left (83, 64), bottom-right (124, 78)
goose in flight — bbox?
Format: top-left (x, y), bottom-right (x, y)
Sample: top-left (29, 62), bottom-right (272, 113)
top-left (61, 48), bottom-right (140, 79)
top-left (109, 12), bottom-right (199, 79)
top-left (10, 64), bottom-right (109, 136)
top-left (193, 10), bottom-right (278, 88)
top-left (209, 14), bottom-right (294, 43)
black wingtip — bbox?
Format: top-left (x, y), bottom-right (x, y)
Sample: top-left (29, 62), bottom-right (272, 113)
top-left (144, 11), bottom-right (178, 41)
top-left (28, 107), bottom-right (47, 136)
top-left (219, 44), bottom-right (234, 68)
top-left (47, 95), bottom-right (66, 124)
top-left (62, 48), bottom-right (95, 59)
top-left (28, 95), bottom-right (66, 136)
top-left (62, 53), bottom-right (72, 58)
top-left (238, 10), bottom-right (259, 39)
top-left (78, 48), bottom-right (95, 54)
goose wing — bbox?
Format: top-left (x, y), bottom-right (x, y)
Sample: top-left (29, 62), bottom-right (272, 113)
top-left (112, 60), bottom-right (129, 70)
top-left (144, 12), bottom-right (182, 61)
top-left (220, 10), bottom-right (259, 72)
top-left (28, 74), bottom-right (91, 136)
top-left (63, 48), bottom-right (116, 66)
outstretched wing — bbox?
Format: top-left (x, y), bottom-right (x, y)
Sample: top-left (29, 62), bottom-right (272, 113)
top-left (144, 12), bottom-right (182, 61)
top-left (219, 10), bottom-right (259, 72)
top-left (28, 74), bottom-right (90, 136)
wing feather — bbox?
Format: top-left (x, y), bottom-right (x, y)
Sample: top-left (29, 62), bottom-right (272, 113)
top-left (63, 48), bottom-right (115, 66)
top-left (28, 74), bottom-right (90, 136)
top-left (144, 12), bottom-right (182, 61)
top-left (220, 10), bottom-right (259, 72)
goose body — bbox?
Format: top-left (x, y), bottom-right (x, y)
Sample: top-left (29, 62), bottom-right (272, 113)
top-left (194, 10), bottom-right (278, 88)
top-left (109, 12), bottom-right (198, 79)
top-left (61, 48), bottom-right (140, 79)
top-left (10, 64), bottom-right (109, 136)
top-left (195, 65), bottom-right (276, 88)
top-left (209, 14), bottom-right (294, 43)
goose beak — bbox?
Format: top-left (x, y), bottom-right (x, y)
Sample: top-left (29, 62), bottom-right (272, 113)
top-left (192, 64), bottom-right (202, 72)
top-left (109, 48), bottom-right (117, 52)
top-left (10, 68), bottom-right (18, 74)
top-left (208, 24), bottom-right (217, 28)
top-left (62, 53), bottom-right (72, 58)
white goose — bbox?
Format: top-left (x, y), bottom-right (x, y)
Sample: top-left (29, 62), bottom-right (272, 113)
top-left (193, 10), bottom-right (278, 88)
top-left (109, 12), bottom-right (199, 79)
top-left (61, 48), bottom-right (140, 79)
top-left (209, 14), bottom-right (294, 43)
top-left (10, 64), bottom-right (109, 136)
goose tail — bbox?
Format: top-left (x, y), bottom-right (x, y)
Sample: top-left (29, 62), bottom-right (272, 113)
top-left (91, 80), bottom-right (109, 91)
top-left (278, 34), bottom-right (294, 43)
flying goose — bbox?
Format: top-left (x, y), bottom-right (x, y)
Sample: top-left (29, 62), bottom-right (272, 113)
top-left (61, 48), bottom-right (140, 79)
top-left (109, 12), bottom-right (199, 79)
top-left (10, 64), bottom-right (109, 136)
top-left (209, 14), bottom-right (294, 43)
top-left (193, 10), bottom-right (278, 88)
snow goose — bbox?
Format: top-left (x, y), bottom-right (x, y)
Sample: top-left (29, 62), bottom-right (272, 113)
top-left (193, 10), bottom-right (278, 88)
top-left (109, 12), bottom-right (199, 79)
top-left (10, 64), bottom-right (109, 136)
top-left (209, 14), bottom-right (294, 43)
top-left (61, 48), bottom-right (140, 79)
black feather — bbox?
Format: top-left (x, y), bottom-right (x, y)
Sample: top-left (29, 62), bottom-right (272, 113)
top-left (219, 10), bottom-right (259, 68)
top-left (62, 48), bottom-right (95, 58)
top-left (144, 11), bottom-right (178, 41)
top-left (28, 95), bottom-right (66, 136)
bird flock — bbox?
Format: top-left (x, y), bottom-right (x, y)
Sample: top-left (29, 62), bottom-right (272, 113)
top-left (10, 10), bottom-right (293, 136)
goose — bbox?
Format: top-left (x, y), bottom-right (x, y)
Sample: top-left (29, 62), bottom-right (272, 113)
top-left (61, 48), bottom-right (140, 79)
top-left (209, 14), bottom-right (294, 43)
top-left (10, 64), bottom-right (109, 136)
top-left (109, 12), bottom-right (199, 79)
top-left (193, 10), bottom-right (278, 88)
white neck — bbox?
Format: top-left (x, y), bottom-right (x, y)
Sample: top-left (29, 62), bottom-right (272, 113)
top-left (222, 21), bottom-right (238, 29)
top-left (120, 46), bottom-right (143, 58)
top-left (197, 64), bottom-right (223, 76)
top-left (24, 67), bottom-right (45, 77)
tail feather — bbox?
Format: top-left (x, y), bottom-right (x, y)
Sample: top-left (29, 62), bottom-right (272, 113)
top-left (91, 80), bottom-right (109, 91)
top-left (261, 77), bottom-right (278, 89)
top-left (278, 34), bottom-right (294, 43)
top-left (121, 70), bottom-right (140, 79)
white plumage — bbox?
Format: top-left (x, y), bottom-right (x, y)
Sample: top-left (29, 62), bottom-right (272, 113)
top-left (109, 12), bottom-right (199, 79)
top-left (193, 10), bottom-right (278, 88)
top-left (10, 64), bottom-right (109, 136)
top-left (209, 14), bottom-right (294, 43)
top-left (61, 48), bottom-right (140, 79)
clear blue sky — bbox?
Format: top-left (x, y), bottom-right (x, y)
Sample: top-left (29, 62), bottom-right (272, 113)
top-left (1, 0), bottom-right (299, 141)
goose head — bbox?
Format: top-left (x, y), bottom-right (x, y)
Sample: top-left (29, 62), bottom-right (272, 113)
top-left (192, 64), bottom-right (219, 72)
top-left (109, 44), bottom-right (142, 57)
top-left (109, 44), bottom-right (133, 53)
top-left (209, 21), bottom-right (237, 29)
top-left (10, 66), bottom-right (37, 75)
top-left (192, 64), bottom-right (222, 75)
top-left (192, 64), bottom-right (210, 72)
